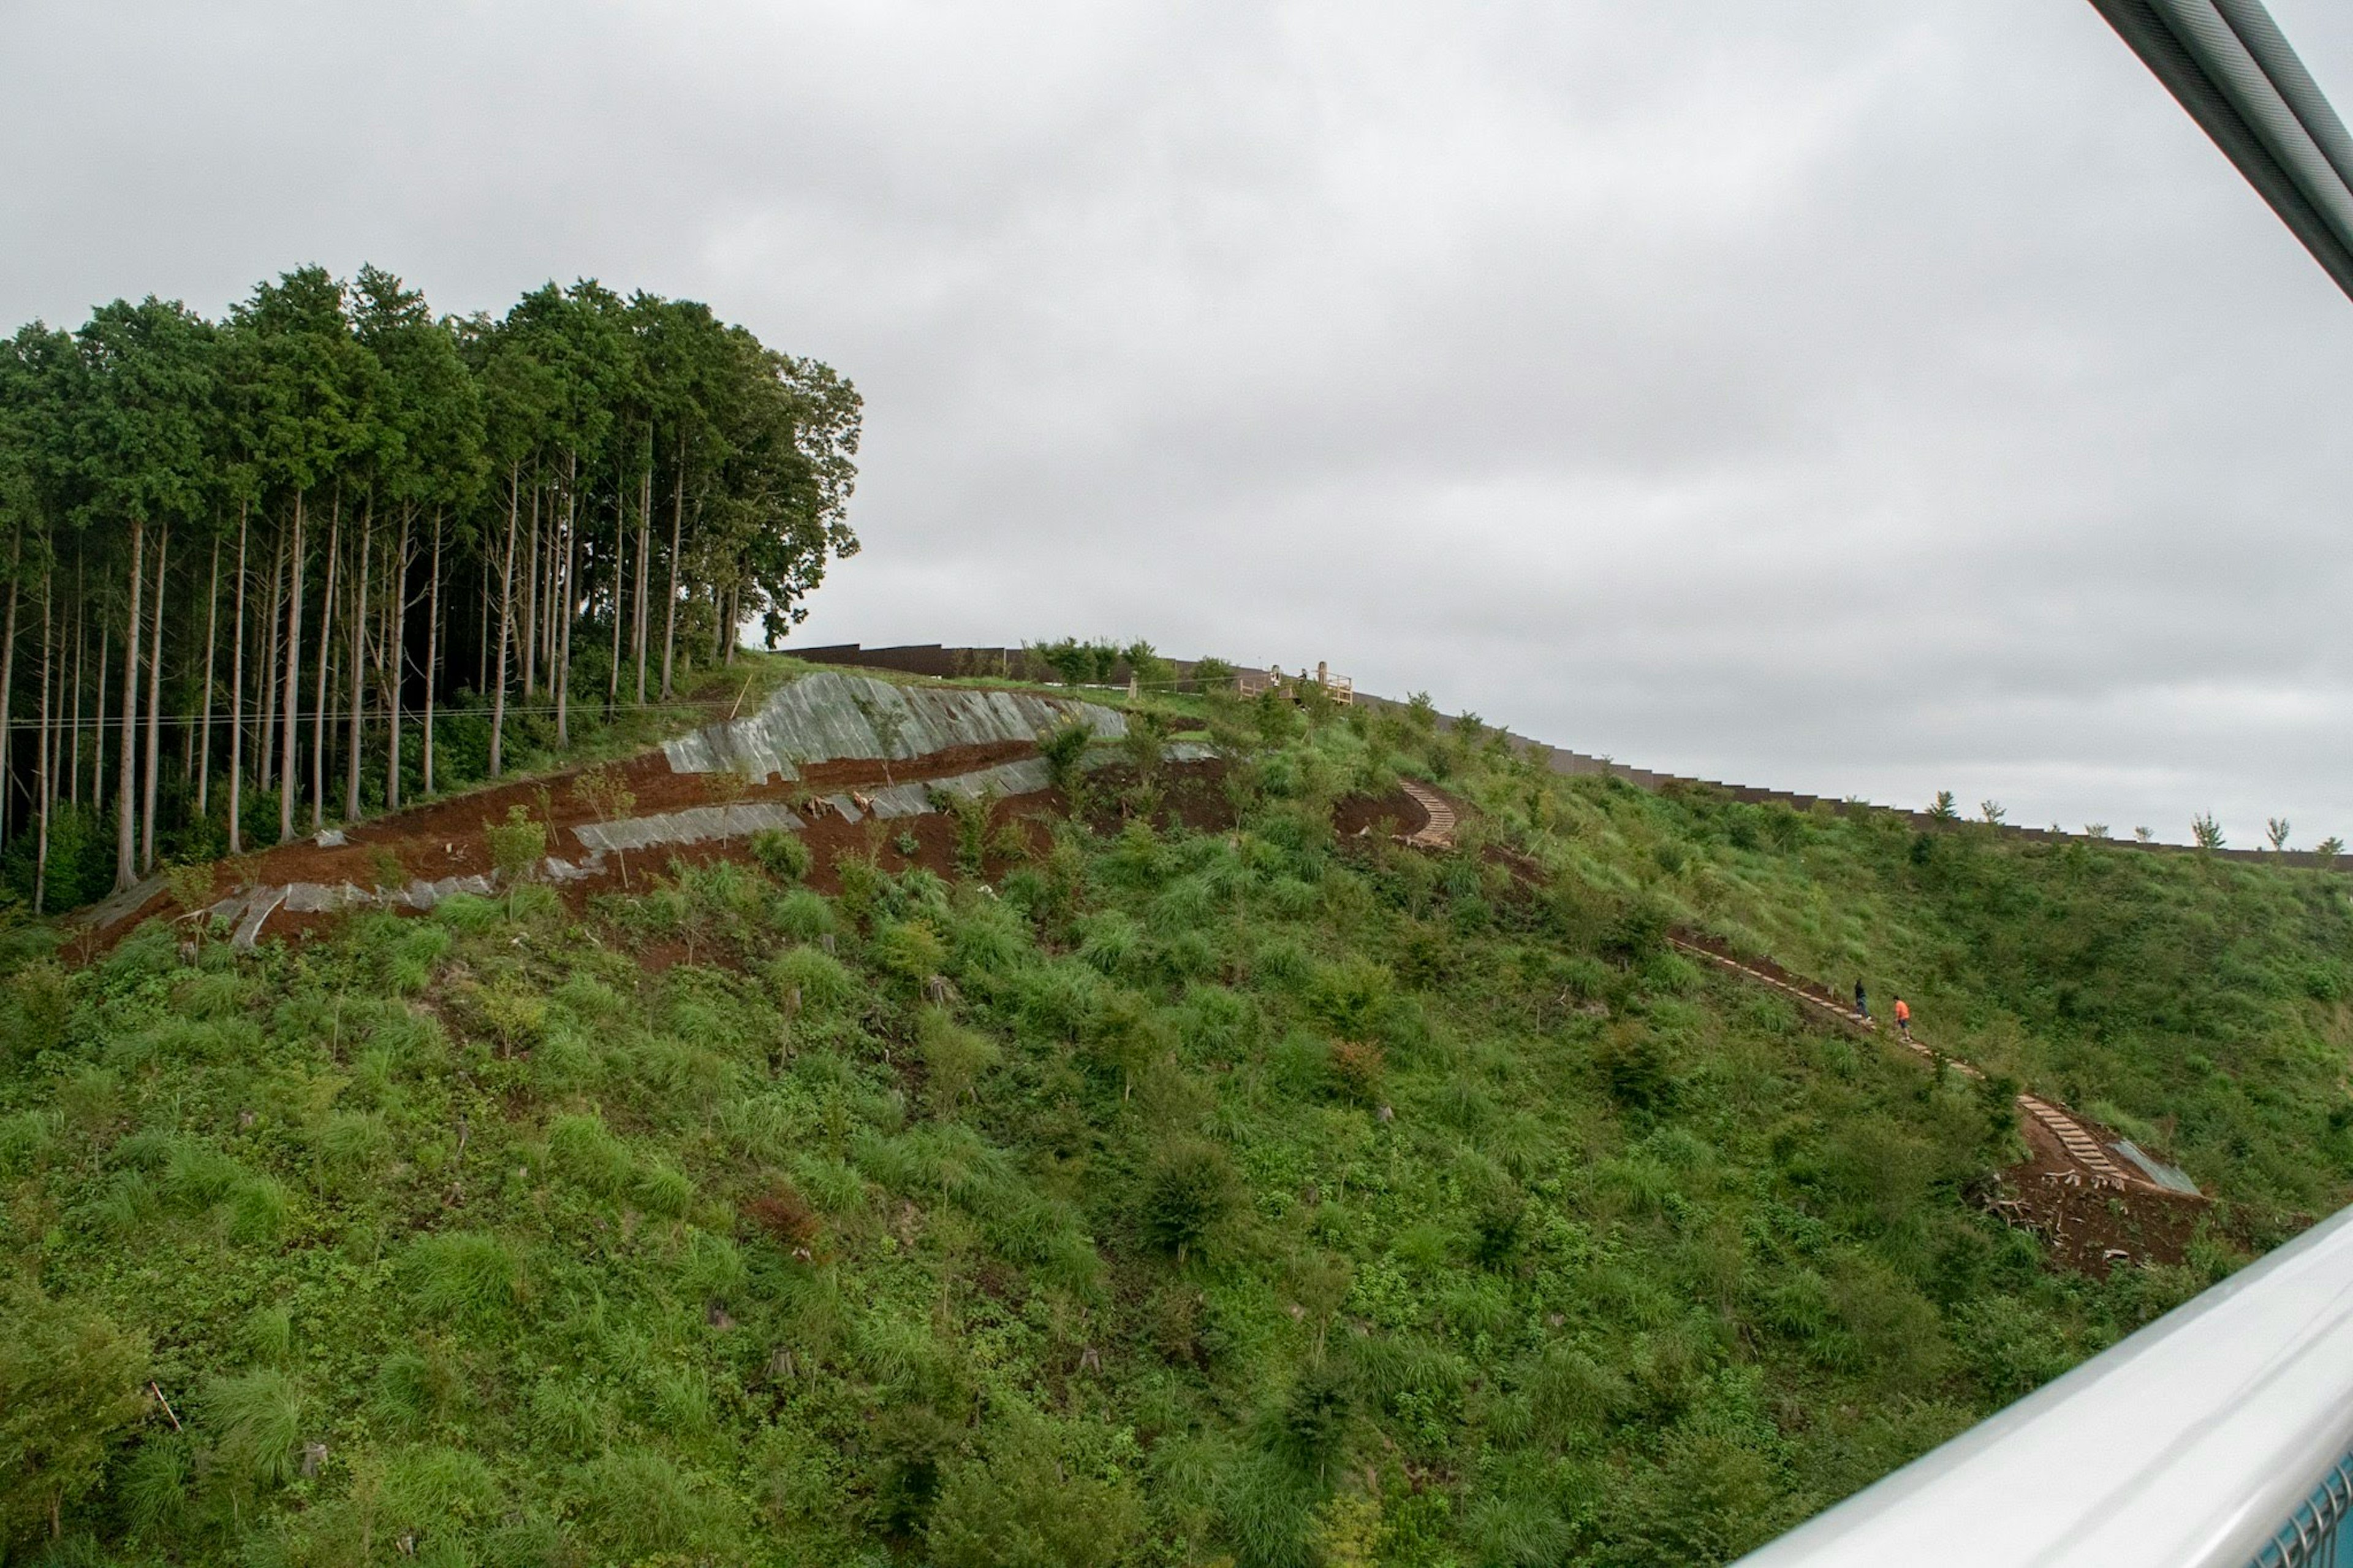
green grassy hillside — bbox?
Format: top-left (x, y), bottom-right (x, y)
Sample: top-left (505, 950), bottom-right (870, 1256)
top-left (2, 687), bottom-right (2346, 1567)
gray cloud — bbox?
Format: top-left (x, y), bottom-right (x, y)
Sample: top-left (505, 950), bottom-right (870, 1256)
top-left (6, 0), bottom-right (2351, 846)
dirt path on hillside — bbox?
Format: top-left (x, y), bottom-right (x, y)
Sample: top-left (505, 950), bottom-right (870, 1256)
top-left (1668, 931), bottom-right (2208, 1273)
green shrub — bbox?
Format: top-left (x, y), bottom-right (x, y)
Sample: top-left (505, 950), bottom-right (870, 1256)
top-left (1306, 956), bottom-right (1395, 1037)
top-left (406, 1232), bottom-right (525, 1321)
top-left (379, 1445), bottom-right (500, 1541)
top-left (1467, 1491), bottom-right (1572, 1568)
top-left (751, 828), bottom-right (814, 882)
top-left (163, 1142), bottom-right (246, 1210)
top-left (768, 944), bottom-right (860, 1012)
top-left (1140, 1140), bottom-right (1240, 1261)
top-left (1039, 720), bottom-right (1095, 797)
top-left (433, 892), bottom-right (504, 933)
top-left (771, 885), bottom-right (835, 941)
top-left (927, 1420), bottom-right (1140, 1568)
top-left (373, 1345), bottom-right (467, 1436)
top-left (1190, 655), bottom-right (1236, 692)
top-left (1597, 1027), bottom-right (1677, 1118)
top-left (549, 1114), bottom-right (635, 1195)
top-left (678, 1230), bottom-right (748, 1299)
top-left (635, 1159), bottom-right (695, 1218)
top-left (1076, 911), bottom-right (1141, 975)
top-left (1601, 898), bottom-right (1671, 964)
top-left (237, 1305), bottom-right (294, 1366)
top-left (4, 961), bottom-right (72, 1059)
top-left (569, 1449), bottom-right (735, 1560)
top-left (0, 1292), bottom-right (150, 1550)
top-left (388, 922), bottom-right (452, 993)
top-left (872, 918), bottom-right (947, 985)
top-left (478, 979), bottom-right (548, 1053)
top-left (934, 786), bottom-right (998, 877)
top-left (226, 1175), bottom-right (292, 1244)
top-left (199, 1368), bottom-right (308, 1492)
top-left (919, 1007), bottom-right (1001, 1111)
top-left (482, 804), bottom-right (549, 914)
top-left (1950, 1295), bottom-right (2077, 1402)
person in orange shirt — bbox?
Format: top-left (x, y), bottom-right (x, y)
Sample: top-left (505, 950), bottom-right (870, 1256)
top-left (1893, 996), bottom-right (1912, 1040)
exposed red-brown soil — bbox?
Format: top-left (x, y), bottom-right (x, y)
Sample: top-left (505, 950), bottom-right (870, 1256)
top-left (1334, 787), bottom-right (1430, 841)
top-left (1075, 759), bottom-right (1237, 838)
top-left (93, 737), bottom-right (1057, 940)
top-left (1988, 1116), bottom-right (2207, 1276)
top-left (88, 737), bottom-right (1257, 955)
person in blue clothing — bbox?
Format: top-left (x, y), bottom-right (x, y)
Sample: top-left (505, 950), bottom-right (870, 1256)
top-left (1854, 979), bottom-right (1870, 1021)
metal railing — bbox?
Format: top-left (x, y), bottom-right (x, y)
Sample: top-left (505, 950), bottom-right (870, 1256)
top-left (2251, 1453), bottom-right (2353, 1568)
top-left (2088, 0), bottom-right (2353, 300)
top-left (1735, 1203), bottom-right (2353, 1567)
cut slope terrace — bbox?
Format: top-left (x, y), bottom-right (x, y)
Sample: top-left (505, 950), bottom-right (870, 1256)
top-left (81, 668), bottom-right (1210, 952)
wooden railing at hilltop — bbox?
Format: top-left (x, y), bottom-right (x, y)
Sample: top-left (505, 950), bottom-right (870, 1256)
top-left (786, 643), bottom-right (2347, 873)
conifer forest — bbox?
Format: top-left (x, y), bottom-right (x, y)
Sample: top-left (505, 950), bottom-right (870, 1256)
top-left (0, 267), bottom-right (860, 912)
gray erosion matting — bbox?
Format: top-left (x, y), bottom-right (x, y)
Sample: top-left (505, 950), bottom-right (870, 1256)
top-left (577, 747), bottom-right (1210, 855)
top-left (662, 668), bottom-right (1126, 782)
top-left (230, 887), bottom-right (286, 949)
top-left (2113, 1140), bottom-right (2203, 1197)
top-left (573, 801), bottom-right (806, 854)
top-left (85, 873), bottom-right (170, 931)
top-left (208, 743), bottom-right (1214, 950)
top-left (212, 871), bottom-right (502, 950)
top-left (567, 756), bottom-right (1067, 854)
top-left (865, 757), bottom-right (1055, 819)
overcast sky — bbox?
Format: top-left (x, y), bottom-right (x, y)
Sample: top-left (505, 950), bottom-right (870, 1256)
top-left (7, 1), bottom-right (2351, 845)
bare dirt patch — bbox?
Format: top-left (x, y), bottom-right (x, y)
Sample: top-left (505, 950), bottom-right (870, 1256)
top-left (1988, 1117), bottom-right (2207, 1275)
top-left (1334, 787), bottom-right (1428, 841)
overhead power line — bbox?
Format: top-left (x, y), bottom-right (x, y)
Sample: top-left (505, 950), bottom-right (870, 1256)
top-left (2088, 0), bottom-right (2353, 300)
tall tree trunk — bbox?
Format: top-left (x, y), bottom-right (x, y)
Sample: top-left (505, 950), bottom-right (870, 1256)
top-left (490, 463), bottom-right (520, 778)
top-left (310, 490), bottom-right (341, 831)
top-left (69, 572), bottom-right (83, 808)
top-left (386, 507), bottom-right (411, 813)
top-left (607, 471), bottom-right (623, 716)
top-left (140, 521), bottom-right (168, 873)
top-left (279, 490), bottom-right (306, 844)
top-left (113, 515), bottom-right (144, 893)
top-left (423, 510), bottom-right (442, 797)
top-left (197, 531), bottom-right (220, 820)
top-left (259, 518), bottom-right (284, 794)
top-left (476, 547), bottom-right (489, 697)
top-left (522, 485), bottom-right (540, 700)
top-left (94, 616), bottom-right (108, 817)
top-left (345, 499), bottom-right (373, 822)
top-left (556, 450), bottom-right (577, 747)
top-left (546, 478), bottom-right (563, 689)
top-left (0, 528), bottom-right (20, 855)
top-left (35, 570), bottom-right (52, 913)
top-left (227, 504), bottom-right (249, 857)
top-left (724, 586), bottom-right (738, 666)
top-left (661, 456), bottom-right (684, 701)
top-left (634, 460), bottom-right (651, 704)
